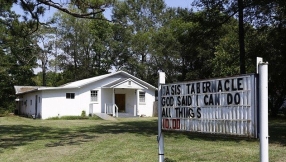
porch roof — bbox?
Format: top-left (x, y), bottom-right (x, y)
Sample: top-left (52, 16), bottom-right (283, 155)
top-left (102, 78), bottom-right (148, 89)
top-left (14, 86), bottom-right (46, 95)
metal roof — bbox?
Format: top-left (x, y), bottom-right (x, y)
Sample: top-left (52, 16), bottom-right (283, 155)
top-left (14, 86), bottom-right (46, 95)
top-left (14, 71), bottom-right (157, 95)
top-left (59, 72), bottom-right (113, 88)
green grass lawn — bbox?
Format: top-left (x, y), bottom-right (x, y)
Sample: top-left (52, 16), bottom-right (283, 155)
top-left (0, 115), bottom-right (285, 162)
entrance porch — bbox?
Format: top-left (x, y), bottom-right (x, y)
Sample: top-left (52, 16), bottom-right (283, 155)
top-left (89, 78), bottom-right (148, 118)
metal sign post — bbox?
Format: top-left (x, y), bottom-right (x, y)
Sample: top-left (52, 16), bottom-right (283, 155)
top-left (158, 72), bottom-right (165, 162)
top-left (258, 62), bottom-right (269, 162)
top-left (256, 57), bottom-right (263, 73)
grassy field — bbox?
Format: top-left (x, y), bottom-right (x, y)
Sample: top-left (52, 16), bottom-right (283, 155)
top-left (0, 115), bottom-right (285, 162)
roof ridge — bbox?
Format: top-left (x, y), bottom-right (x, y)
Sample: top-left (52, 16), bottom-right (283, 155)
top-left (61, 71), bottom-right (120, 87)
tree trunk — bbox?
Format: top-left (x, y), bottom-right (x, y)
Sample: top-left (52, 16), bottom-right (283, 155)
top-left (238, 0), bottom-right (246, 74)
top-left (42, 60), bottom-right (46, 86)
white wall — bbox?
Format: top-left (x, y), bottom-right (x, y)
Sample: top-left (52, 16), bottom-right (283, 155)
top-left (25, 73), bottom-right (156, 119)
top-left (20, 92), bottom-right (42, 118)
top-left (77, 75), bottom-right (122, 116)
top-left (40, 75), bottom-right (122, 119)
top-left (137, 88), bottom-right (155, 117)
top-left (41, 89), bottom-right (80, 119)
top-left (77, 87), bottom-right (101, 116)
top-left (101, 88), bottom-right (113, 113)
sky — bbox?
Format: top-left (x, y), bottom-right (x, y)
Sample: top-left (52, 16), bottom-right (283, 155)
top-left (165, 0), bottom-right (192, 8)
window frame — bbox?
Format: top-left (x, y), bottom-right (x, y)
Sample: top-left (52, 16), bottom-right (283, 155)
top-left (139, 91), bottom-right (146, 103)
top-left (66, 93), bottom-right (75, 99)
top-left (90, 90), bottom-right (98, 102)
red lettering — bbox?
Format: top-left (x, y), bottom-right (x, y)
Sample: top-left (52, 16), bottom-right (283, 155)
top-left (163, 119), bottom-right (169, 129)
top-left (163, 118), bottom-right (180, 130)
top-left (176, 119), bottom-right (180, 129)
top-left (172, 119), bottom-right (180, 129)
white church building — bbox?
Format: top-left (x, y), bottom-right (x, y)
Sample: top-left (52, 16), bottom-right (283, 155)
top-left (14, 71), bottom-right (157, 119)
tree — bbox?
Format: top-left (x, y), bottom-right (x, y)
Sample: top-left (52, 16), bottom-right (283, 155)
top-left (111, 0), bottom-right (167, 84)
top-left (169, 9), bottom-right (230, 81)
top-left (0, 2), bottom-right (38, 113)
top-left (51, 6), bottom-right (113, 82)
top-left (193, 0), bottom-right (286, 116)
top-left (33, 26), bottom-right (58, 86)
top-left (210, 19), bottom-right (257, 77)
top-left (89, 17), bottom-right (114, 75)
top-left (238, 0), bottom-right (245, 74)
top-left (150, 8), bottom-right (182, 83)
top-left (9, 0), bottom-right (114, 33)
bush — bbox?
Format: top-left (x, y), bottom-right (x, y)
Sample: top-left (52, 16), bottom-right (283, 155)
top-left (47, 115), bottom-right (101, 120)
top-left (0, 108), bottom-right (10, 117)
top-left (81, 110), bottom-right (86, 117)
top-left (47, 116), bottom-right (60, 120)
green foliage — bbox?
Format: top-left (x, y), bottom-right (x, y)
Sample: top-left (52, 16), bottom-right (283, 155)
top-left (81, 110), bottom-right (86, 117)
top-left (111, 0), bottom-right (167, 84)
top-left (0, 3), bottom-right (37, 112)
top-left (47, 115), bottom-right (101, 120)
top-left (33, 71), bottom-right (65, 86)
top-left (193, 0), bottom-right (286, 116)
top-left (51, 7), bottom-right (113, 82)
top-left (210, 18), bottom-right (241, 77)
top-left (0, 108), bottom-right (10, 117)
top-left (1, 0), bottom-right (285, 117)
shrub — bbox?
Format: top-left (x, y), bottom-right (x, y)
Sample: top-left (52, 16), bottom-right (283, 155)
top-left (47, 115), bottom-right (101, 120)
top-left (81, 110), bottom-right (86, 117)
top-left (0, 108), bottom-right (9, 117)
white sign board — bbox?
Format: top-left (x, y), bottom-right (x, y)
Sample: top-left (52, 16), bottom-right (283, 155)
top-left (160, 74), bottom-right (257, 137)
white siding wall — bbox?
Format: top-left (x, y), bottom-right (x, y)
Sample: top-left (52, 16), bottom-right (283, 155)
top-left (40, 76), bottom-right (122, 119)
top-left (20, 92), bottom-right (42, 118)
top-left (77, 87), bottom-right (101, 116)
top-left (137, 88), bottom-right (155, 117)
top-left (41, 89), bottom-right (80, 119)
top-left (125, 89), bottom-right (136, 114)
top-left (101, 88), bottom-right (113, 113)
top-left (37, 93), bottom-right (42, 118)
top-left (22, 73), bottom-right (156, 119)
top-left (77, 76), bottom-right (122, 116)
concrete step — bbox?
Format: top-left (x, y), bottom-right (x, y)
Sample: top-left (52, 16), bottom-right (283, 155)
top-left (94, 113), bottom-right (117, 121)
top-left (117, 113), bottom-right (139, 118)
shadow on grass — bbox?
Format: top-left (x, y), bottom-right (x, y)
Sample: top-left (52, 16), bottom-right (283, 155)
top-left (79, 119), bottom-right (257, 142)
top-left (1, 116), bottom-right (285, 152)
top-left (268, 116), bottom-right (286, 146)
top-left (76, 117), bottom-right (286, 146)
top-left (0, 124), bottom-right (98, 152)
